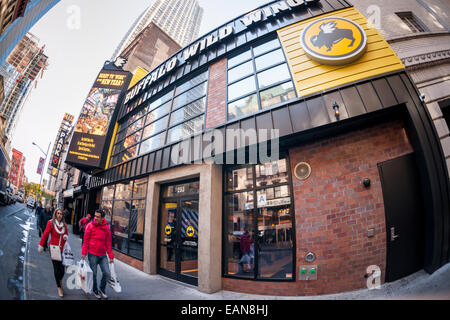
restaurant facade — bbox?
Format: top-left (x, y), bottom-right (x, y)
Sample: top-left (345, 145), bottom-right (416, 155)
top-left (72, 0), bottom-right (449, 295)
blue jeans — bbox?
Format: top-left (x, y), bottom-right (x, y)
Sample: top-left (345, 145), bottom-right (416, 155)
top-left (87, 253), bottom-right (110, 292)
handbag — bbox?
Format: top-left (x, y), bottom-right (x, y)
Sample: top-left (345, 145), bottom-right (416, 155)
top-left (50, 235), bottom-right (62, 261)
top-left (108, 262), bottom-right (122, 293)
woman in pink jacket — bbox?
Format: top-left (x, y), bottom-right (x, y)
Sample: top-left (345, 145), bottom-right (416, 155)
top-left (81, 209), bottom-right (114, 299)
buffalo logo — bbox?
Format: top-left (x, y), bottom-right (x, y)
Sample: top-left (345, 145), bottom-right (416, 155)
top-left (300, 17), bottom-right (367, 66)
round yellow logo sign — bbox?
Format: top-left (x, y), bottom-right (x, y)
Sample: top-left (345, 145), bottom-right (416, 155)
top-left (165, 224), bottom-right (172, 235)
top-left (186, 226), bottom-right (195, 237)
top-left (300, 17), bottom-right (367, 65)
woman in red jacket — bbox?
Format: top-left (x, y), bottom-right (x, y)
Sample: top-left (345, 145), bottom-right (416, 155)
top-left (38, 208), bottom-right (68, 298)
top-left (81, 209), bottom-right (114, 299)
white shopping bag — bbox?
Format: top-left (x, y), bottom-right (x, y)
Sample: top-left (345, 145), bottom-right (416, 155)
top-left (108, 262), bottom-right (122, 293)
top-left (76, 260), bottom-right (93, 294)
top-left (62, 242), bottom-right (74, 266)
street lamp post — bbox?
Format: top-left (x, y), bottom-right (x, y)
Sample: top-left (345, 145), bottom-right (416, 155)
top-left (32, 141), bottom-right (51, 201)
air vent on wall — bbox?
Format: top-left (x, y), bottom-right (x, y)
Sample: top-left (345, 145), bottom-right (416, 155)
top-left (294, 162), bottom-right (311, 180)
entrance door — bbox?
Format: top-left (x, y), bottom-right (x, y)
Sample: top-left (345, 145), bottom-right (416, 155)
top-left (158, 180), bottom-right (199, 286)
top-left (378, 153), bottom-right (425, 282)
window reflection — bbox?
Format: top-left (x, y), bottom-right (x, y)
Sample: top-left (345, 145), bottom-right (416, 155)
top-left (227, 94), bottom-right (258, 121)
top-left (145, 101), bottom-right (171, 125)
top-left (166, 115), bottom-right (204, 144)
top-left (260, 81), bottom-right (296, 109)
top-left (255, 159), bottom-right (289, 187)
top-left (172, 82), bottom-right (207, 111)
top-left (175, 71), bottom-right (208, 96)
top-left (224, 158), bottom-right (294, 280)
top-left (149, 90), bottom-right (173, 111)
top-left (139, 132), bottom-right (165, 155)
top-left (253, 38), bottom-right (281, 56)
top-left (225, 192), bottom-right (255, 279)
top-left (112, 200), bottom-right (130, 255)
top-left (228, 60), bottom-right (254, 83)
top-left (257, 64), bottom-right (291, 89)
top-left (228, 49), bottom-right (252, 69)
top-left (255, 49), bottom-right (285, 71)
top-left (226, 167), bottom-right (253, 191)
top-left (142, 116), bottom-right (168, 139)
top-left (169, 97), bottom-right (206, 126)
top-left (228, 76), bottom-right (256, 101)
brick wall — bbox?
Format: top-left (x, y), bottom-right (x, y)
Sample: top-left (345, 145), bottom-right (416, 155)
top-left (114, 249), bottom-right (144, 272)
top-left (223, 119), bottom-right (413, 296)
top-left (205, 59), bottom-right (226, 129)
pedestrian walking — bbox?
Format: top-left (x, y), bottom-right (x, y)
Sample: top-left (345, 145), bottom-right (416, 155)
top-left (38, 208), bottom-right (69, 298)
top-left (79, 213), bottom-right (92, 245)
top-left (35, 201), bottom-right (44, 237)
top-left (39, 205), bottom-right (53, 251)
top-left (81, 209), bottom-right (114, 299)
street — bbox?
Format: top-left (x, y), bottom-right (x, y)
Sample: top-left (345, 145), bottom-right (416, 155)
top-left (0, 202), bottom-right (33, 299)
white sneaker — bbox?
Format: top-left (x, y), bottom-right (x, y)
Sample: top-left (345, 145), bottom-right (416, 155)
top-left (93, 290), bottom-right (101, 299)
top-left (99, 290), bottom-right (108, 299)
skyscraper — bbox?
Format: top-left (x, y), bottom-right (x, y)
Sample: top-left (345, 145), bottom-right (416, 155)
top-left (0, 32), bottom-right (48, 146)
top-left (0, 0), bottom-right (59, 65)
top-left (112, 0), bottom-right (203, 60)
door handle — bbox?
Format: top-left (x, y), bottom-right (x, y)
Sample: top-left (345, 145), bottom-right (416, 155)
top-left (390, 227), bottom-right (399, 241)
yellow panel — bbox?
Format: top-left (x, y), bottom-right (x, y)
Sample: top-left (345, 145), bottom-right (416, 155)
top-left (128, 66), bottom-right (149, 89)
top-left (278, 7), bottom-right (404, 98)
top-left (105, 122), bottom-right (119, 170)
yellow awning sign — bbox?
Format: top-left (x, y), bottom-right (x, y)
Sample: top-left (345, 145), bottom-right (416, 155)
top-left (165, 225), bottom-right (172, 235)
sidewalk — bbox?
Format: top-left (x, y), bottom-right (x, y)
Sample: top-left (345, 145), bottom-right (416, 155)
top-left (24, 213), bottom-right (450, 300)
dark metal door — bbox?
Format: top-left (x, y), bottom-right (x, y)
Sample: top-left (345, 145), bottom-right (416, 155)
top-left (378, 153), bottom-right (425, 282)
top-left (158, 179), bottom-right (200, 286)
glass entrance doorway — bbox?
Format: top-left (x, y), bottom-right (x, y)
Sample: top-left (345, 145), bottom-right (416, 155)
top-left (158, 179), bottom-right (199, 286)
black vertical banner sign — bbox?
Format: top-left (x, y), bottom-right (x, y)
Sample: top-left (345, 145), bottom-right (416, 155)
top-left (66, 66), bottom-right (131, 170)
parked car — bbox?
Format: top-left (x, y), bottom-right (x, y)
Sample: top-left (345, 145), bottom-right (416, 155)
top-left (26, 197), bottom-right (35, 209)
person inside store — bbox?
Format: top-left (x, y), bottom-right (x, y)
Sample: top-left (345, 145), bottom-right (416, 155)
top-left (81, 209), bottom-right (114, 299)
top-left (239, 229), bottom-right (253, 273)
top-left (38, 208), bottom-right (69, 298)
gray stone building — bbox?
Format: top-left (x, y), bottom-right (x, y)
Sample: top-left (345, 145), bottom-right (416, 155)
top-left (351, 0), bottom-right (450, 177)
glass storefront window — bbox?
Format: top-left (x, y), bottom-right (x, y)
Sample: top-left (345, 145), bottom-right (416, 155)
top-left (102, 178), bottom-right (148, 260)
top-left (110, 69), bottom-right (207, 167)
top-left (169, 97), bottom-right (206, 126)
top-left (142, 115), bottom-right (168, 140)
top-left (145, 101), bottom-right (171, 125)
top-left (260, 81), bottom-right (296, 109)
top-left (172, 82), bottom-right (207, 111)
top-left (149, 90), bottom-right (173, 111)
top-left (166, 115), bottom-right (204, 144)
top-left (227, 37), bottom-right (295, 120)
top-left (253, 38), bottom-right (281, 57)
top-left (224, 192), bottom-right (255, 279)
top-left (257, 64), bottom-right (291, 89)
top-left (115, 182), bottom-right (132, 199)
top-left (101, 201), bottom-right (113, 225)
top-left (255, 159), bottom-right (289, 187)
top-left (175, 71), bottom-right (208, 96)
top-left (102, 185), bottom-right (114, 201)
top-left (112, 200), bottom-right (130, 255)
top-left (255, 48), bottom-right (285, 71)
top-left (139, 131), bottom-right (166, 155)
top-left (128, 199), bottom-right (145, 260)
top-left (223, 157), bottom-right (294, 281)
top-left (226, 167), bottom-right (253, 191)
top-left (228, 60), bottom-right (254, 83)
top-left (227, 94), bottom-right (258, 121)
top-left (228, 76), bottom-right (256, 101)
top-left (228, 49), bottom-right (252, 69)
top-left (133, 178), bottom-right (148, 199)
